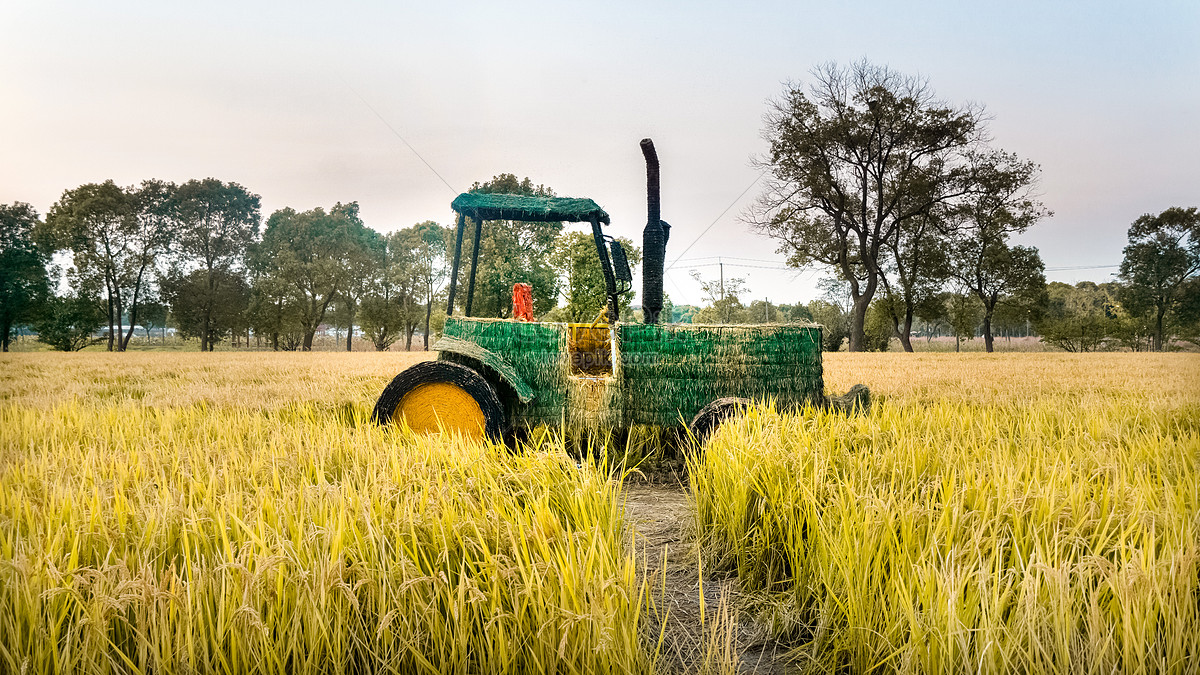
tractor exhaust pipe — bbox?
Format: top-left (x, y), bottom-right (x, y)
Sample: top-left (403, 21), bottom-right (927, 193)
top-left (641, 138), bottom-right (668, 324)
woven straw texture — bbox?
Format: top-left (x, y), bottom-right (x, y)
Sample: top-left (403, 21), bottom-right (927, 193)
top-left (437, 318), bottom-right (823, 430)
top-left (620, 323), bottom-right (824, 426)
top-left (450, 193), bottom-right (611, 224)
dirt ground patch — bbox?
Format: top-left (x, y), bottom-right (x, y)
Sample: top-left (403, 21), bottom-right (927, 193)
top-left (624, 483), bottom-right (795, 674)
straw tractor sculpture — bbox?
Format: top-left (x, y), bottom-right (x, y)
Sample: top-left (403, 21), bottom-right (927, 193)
top-left (373, 139), bottom-right (867, 443)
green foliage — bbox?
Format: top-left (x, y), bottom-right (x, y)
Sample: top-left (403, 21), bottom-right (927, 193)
top-left (1174, 278), bottom-right (1200, 347)
top-left (949, 151), bottom-right (1050, 351)
top-left (777, 303), bottom-right (814, 323)
top-left (137, 299), bottom-right (170, 342)
top-left (41, 179), bottom-right (182, 351)
top-left (880, 213), bottom-right (952, 350)
top-left (690, 270), bottom-right (749, 324)
top-left (863, 300), bottom-right (893, 351)
top-left (1117, 206), bottom-right (1200, 350)
top-left (332, 226), bottom-right (385, 350)
top-left (806, 300), bottom-right (849, 351)
top-left (746, 299), bottom-right (782, 323)
top-left (461, 175), bottom-right (564, 318)
top-left (670, 304), bottom-right (699, 324)
top-left (403, 221), bottom-right (454, 349)
top-left (946, 292), bottom-right (984, 349)
top-left (257, 202), bottom-right (371, 350)
top-left (161, 268), bottom-right (250, 348)
top-left (357, 224), bottom-right (448, 352)
top-left (0, 202), bottom-right (50, 351)
top-left (1036, 282), bottom-right (1123, 352)
top-left (751, 60), bottom-right (982, 350)
top-left (172, 178), bottom-right (261, 350)
top-left (33, 293), bottom-right (105, 351)
top-left (246, 256), bottom-right (304, 351)
top-left (41, 181), bottom-right (134, 350)
top-left (551, 231), bottom-right (641, 322)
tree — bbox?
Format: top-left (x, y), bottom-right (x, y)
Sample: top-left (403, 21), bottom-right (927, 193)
top-left (948, 151), bottom-right (1050, 352)
top-left (747, 299), bottom-right (782, 323)
top-left (138, 298), bottom-right (169, 343)
top-left (161, 268), bottom-right (250, 348)
top-left (750, 60), bottom-right (982, 351)
top-left (358, 295), bottom-right (404, 351)
top-left (944, 291), bottom-right (983, 352)
top-left (951, 241), bottom-right (1046, 352)
top-left (34, 292), bottom-right (106, 351)
top-left (1172, 278), bottom-right (1200, 347)
top-left (671, 304), bottom-right (700, 324)
top-left (259, 202), bottom-right (372, 350)
top-left (552, 231), bottom-right (641, 322)
top-left (1036, 282), bottom-right (1119, 352)
top-left (1117, 207), bottom-right (1199, 351)
top-left (0, 202), bottom-right (50, 351)
top-left (335, 227), bottom-right (385, 351)
top-left (777, 303), bottom-right (814, 323)
top-left (247, 250), bottom-right (304, 351)
top-left (806, 300), bottom-right (850, 351)
top-left (41, 180), bottom-right (177, 352)
top-left (173, 178), bottom-right (261, 351)
top-left (991, 295), bottom-right (1040, 341)
top-left (879, 213), bottom-right (952, 351)
top-left (117, 180), bottom-right (177, 350)
top-left (398, 221), bottom-right (453, 349)
top-left (460, 175), bottom-right (563, 317)
top-left (357, 231), bottom-right (414, 352)
top-left (690, 270), bottom-right (749, 324)
top-left (41, 181), bottom-right (135, 351)
top-left (863, 300), bottom-right (894, 351)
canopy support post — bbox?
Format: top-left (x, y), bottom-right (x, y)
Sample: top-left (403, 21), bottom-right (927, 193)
top-left (590, 214), bottom-right (619, 328)
top-left (446, 212), bottom-right (467, 316)
top-left (465, 216), bottom-right (483, 317)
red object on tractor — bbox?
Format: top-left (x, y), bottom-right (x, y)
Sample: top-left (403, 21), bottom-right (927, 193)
top-left (512, 283), bottom-right (534, 321)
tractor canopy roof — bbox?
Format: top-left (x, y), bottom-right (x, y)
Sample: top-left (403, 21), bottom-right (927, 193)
top-left (451, 193), bottom-right (610, 224)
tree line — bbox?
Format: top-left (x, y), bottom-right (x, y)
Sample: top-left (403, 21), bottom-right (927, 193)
top-left (0, 178), bottom-right (454, 353)
top-left (1, 181), bottom-right (1194, 353)
top-left (0, 174), bottom-right (643, 352)
top-left (747, 60), bottom-right (1197, 352)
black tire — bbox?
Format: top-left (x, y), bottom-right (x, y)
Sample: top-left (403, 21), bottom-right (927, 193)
top-left (373, 360), bottom-right (505, 441)
top-left (688, 397), bottom-right (752, 445)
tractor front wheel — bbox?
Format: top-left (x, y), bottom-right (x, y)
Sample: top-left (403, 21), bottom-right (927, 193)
top-left (688, 397), bottom-right (751, 445)
top-left (373, 361), bottom-right (505, 441)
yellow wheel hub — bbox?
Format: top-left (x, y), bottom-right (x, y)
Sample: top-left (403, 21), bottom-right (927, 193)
top-left (395, 382), bottom-right (486, 439)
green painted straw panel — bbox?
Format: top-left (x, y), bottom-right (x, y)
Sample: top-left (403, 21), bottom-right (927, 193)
top-left (439, 318), bottom-right (824, 429)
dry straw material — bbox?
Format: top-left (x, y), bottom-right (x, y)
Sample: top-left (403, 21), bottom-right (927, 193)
top-left (437, 318), bottom-right (824, 431)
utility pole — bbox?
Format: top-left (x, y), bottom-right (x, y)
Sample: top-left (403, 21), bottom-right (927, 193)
top-left (765, 298), bottom-right (769, 322)
top-left (719, 259), bottom-right (724, 303)
top-left (719, 259), bottom-right (725, 324)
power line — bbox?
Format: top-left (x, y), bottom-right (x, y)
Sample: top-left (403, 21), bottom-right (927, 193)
top-left (674, 255), bottom-right (785, 265)
top-left (682, 261), bottom-right (794, 271)
top-left (1045, 264), bottom-right (1120, 272)
top-left (681, 260), bottom-right (1121, 273)
top-left (343, 79), bottom-right (458, 196)
top-left (663, 270), bottom-right (691, 306)
top-left (665, 170), bottom-right (767, 272)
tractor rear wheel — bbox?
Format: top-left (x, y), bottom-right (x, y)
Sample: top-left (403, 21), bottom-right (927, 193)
top-left (688, 397), bottom-right (751, 445)
top-left (373, 361), bottom-right (505, 441)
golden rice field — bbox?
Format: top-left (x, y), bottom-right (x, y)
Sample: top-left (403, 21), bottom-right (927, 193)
top-left (1, 351), bottom-right (1198, 674)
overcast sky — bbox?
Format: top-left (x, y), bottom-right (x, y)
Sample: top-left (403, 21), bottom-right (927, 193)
top-left (3, 0), bottom-right (1197, 307)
